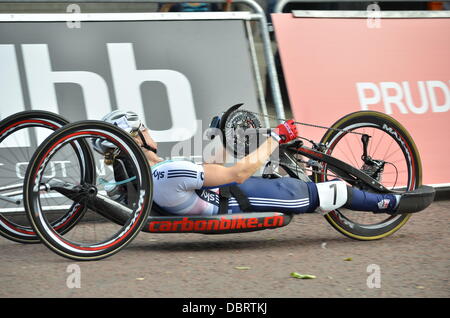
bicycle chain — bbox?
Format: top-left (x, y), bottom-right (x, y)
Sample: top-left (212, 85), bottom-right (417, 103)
top-left (242, 110), bottom-right (369, 137)
top-left (267, 160), bottom-right (354, 183)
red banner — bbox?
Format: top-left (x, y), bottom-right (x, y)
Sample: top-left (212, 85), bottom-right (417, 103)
top-left (272, 14), bottom-right (450, 186)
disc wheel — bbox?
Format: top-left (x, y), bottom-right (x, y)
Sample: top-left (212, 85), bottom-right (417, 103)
top-left (0, 111), bottom-right (93, 243)
top-left (24, 121), bottom-right (153, 261)
top-left (316, 111), bottom-right (422, 240)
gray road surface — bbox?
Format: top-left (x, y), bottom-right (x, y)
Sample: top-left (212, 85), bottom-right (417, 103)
top-left (0, 200), bottom-right (449, 298)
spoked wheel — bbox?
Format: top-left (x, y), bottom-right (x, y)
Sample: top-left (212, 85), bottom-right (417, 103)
top-left (317, 111), bottom-right (422, 240)
top-left (0, 111), bottom-right (92, 243)
top-left (219, 104), bottom-right (263, 159)
top-left (24, 121), bottom-right (153, 261)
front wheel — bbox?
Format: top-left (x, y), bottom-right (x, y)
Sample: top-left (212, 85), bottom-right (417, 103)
top-left (317, 111), bottom-right (422, 240)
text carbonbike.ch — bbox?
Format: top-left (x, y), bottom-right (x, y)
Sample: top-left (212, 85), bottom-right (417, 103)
top-left (149, 215), bottom-right (285, 233)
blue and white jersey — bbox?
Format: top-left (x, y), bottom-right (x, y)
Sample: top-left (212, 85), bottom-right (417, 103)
top-left (151, 158), bottom-right (317, 216)
top-left (151, 159), bottom-right (217, 215)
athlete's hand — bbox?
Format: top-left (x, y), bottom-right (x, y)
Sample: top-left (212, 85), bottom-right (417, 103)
top-left (273, 120), bottom-right (298, 144)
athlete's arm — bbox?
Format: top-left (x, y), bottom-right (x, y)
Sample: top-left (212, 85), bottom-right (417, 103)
top-left (202, 135), bottom-right (228, 165)
top-left (202, 136), bottom-right (279, 187)
top-left (202, 119), bottom-right (298, 187)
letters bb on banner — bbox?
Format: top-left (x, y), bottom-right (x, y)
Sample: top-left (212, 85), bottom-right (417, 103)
top-left (0, 14), bottom-right (260, 154)
top-left (272, 13), bottom-right (450, 186)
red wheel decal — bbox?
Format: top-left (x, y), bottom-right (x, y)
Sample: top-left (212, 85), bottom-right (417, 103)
top-left (31, 130), bottom-right (145, 252)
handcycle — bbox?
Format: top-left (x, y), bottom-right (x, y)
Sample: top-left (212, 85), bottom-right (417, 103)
top-left (0, 104), bottom-right (435, 261)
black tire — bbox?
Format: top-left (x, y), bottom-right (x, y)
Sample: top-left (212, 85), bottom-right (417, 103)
top-left (23, 121), bottom-right (152, 261)
top-left (316, 111), bottom-right (422, 240)
top-left (0, 111), bottom-right (92, 243)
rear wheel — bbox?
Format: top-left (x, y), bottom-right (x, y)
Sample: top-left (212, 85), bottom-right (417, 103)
top-left (317, 111), bottom-right (422, 240)
top-left (0, 111), bottom-right (92, 243)
top-left (24, 121), bottom-right (152, 261)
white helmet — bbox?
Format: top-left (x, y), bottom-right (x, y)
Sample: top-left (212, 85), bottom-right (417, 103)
top-left (92, 110), bottom-right (145, 156)
top-left (102, 110), bottom-right (144, 134)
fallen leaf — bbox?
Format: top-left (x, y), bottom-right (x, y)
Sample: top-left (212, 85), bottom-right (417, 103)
top-left (235, 266), bottom-right (251, 270)
top-left (290, 272), bottom-right (316, 279)
top-left (136, 277), bottom-right (145, 281)
top-left (344, 257), bottom-right (353, 261)
top-left (416, 286), bottom-right (425, 289)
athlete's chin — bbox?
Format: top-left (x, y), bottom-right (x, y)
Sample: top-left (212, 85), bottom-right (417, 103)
top-left (141, 148), bottom-right (159, 164)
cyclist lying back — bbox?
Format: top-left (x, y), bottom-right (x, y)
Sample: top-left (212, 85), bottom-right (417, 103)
top-left (97, 110), bottom-right (427, 216)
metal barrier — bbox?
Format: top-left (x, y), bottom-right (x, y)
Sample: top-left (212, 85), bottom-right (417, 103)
top-left (274, 0), bottom-right (448, 13)
top-left (290, 10), bottom-right (450, 18)
top-left (0, 0), bottom-right (286, 120)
